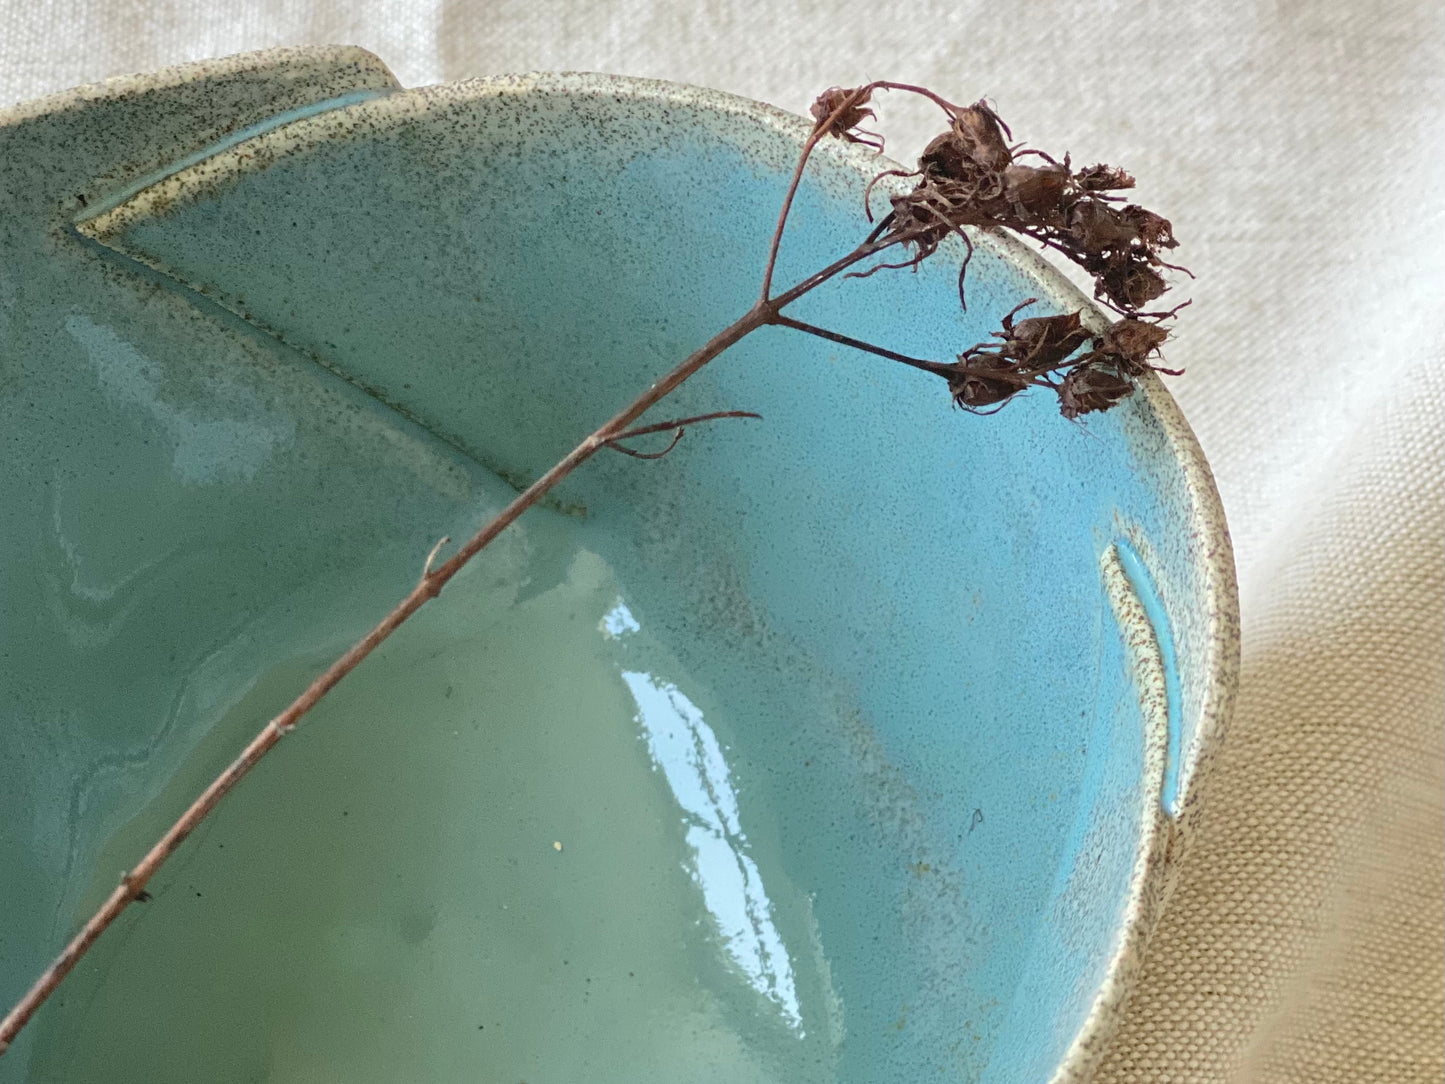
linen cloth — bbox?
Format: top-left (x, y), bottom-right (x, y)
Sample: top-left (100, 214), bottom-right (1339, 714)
top-left (2, 2), bottom-right (1441, 1080)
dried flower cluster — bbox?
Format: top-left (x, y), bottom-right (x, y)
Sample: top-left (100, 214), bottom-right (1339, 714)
top-left (812, 83), bottom-right (1188, 417)
top-left (949, 301), bottom-right (1180, 417)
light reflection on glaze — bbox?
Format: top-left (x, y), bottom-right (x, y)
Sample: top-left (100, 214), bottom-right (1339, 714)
top-left (604, 600), bottom-right (803, 1031)
top-left (45, 481), bottom-right (180, 648)
top-left (66, 313), bottom-right (294, 484)
top-left (600, 599), bottom-right (641, 636)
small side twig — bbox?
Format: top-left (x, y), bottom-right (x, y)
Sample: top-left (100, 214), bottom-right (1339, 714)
top-left (770, 315), bottom-right (957, 379)
top-left (760, 84), bottom-right (878, 302)
top-left (606, 429), bottom-right (686, 460)
top-left (421, 536), bottom-right (451, 581)
top-left (603, 410), bottom-right (762, 459)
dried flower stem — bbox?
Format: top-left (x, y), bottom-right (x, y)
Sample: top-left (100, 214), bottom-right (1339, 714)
top-left (606, 411), bottom-right (764, 459)
top-left (773, 314), bottom-right (967, 381)
top-left (760, 85), bottom-right (875, 301)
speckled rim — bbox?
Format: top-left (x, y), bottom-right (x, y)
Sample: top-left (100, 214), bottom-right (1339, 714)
top-left (0, 45), bottom-right (397, 128)
top-left (7, 53), bottom-right (1241, 1082)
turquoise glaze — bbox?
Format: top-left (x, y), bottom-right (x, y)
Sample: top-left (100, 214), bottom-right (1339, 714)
top-left (0, 50), bottom-right (1238, 1083)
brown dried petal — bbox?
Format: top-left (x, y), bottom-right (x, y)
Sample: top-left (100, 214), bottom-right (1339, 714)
top-left (923, 102), bottom-right (1013, 178)
top-left (949, 369), bottom-right (1022, 410)
top-left (1097, 317), bottom-right (1169, 363)
top-left (947, 345), bottom-right (1028, 409)
top-left (1119, 205), bottom-right (1176, 250)
top-left (1058, 366), bottom-right (1135, 418)
top-left (1070, 200), bottom-right (1140, 251)
top-left (810, 85), bottom-right (878, 144)
top-left (955, 101), bottom-right (1013, 169)
top-left (1097, 259), bottom-right (1168, 309)
top-left (1003, 310), bottom-right (1091, 368)
top-left (892, 177), bottom-right (995, 241)
top-left (919, 131), bottom-right (973, 181)
top-left (1003, 163), bottom-right (1069, 222)
top-left (889, 189), bottom-right (951, 244)
top-left (1074, 163), bottom-right (1136, 191)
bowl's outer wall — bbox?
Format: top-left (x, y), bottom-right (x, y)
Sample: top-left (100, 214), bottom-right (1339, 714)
top-left (1, 54), bottom-right (1237, 1084)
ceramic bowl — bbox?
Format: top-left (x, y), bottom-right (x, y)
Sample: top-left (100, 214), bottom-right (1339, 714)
top-left (0, 47), bottom-right (1237, 1083)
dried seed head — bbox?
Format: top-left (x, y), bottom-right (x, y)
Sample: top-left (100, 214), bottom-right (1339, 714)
top-left (1097, 317), bottom-right (1170, 366)
top-left (952, 101), bottom-right (1014, 172)
top-left (1119, 205), bottom-right (1177, 250)
top-left (886, 187), bottom-right (950, 252)
top-left (921, 101), bottom-right (1013, 181)
top-left (1095, 257), bottom-right (1168, 309)
top-left (919, 131), bottom-right (974, 181)
top-left (948, 362), bottom-right (1023, 411)
top-left (1069, 200), bottom-right (1141, 251)
top-left (1002, 163), bottom-right (1069, 223)
top-left (811, 85), bottom-right (882, 148)
top-left (1057, 366), bottom-right (1135, 418)
top-left (999, 309), bottom-right (1091, 368)
top-left (880, 95), bottom-right (1188, 330)
top-left (884, 176), bottom-right (995, 268)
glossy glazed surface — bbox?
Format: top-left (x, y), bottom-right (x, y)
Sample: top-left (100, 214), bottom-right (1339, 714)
top-left (0, 52), bottom-right (1237, 1083)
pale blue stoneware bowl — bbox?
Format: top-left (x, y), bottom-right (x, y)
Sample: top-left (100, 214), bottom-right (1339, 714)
top-left (0, 48), bottom-right (1238, 1083)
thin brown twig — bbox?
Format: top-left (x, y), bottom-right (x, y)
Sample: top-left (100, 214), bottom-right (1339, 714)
top-left (608, 410), bottom-right (763, 441)
top-left (863, 170), bottom-right (913, 223)
top-left (604, 411), bottom-right (762, 460)
top-left (863, 210), bottom-right (896, 245)
top-left (768, 235), bottom-right (902, 307)
top-left (0, 86), bottom-right (979, 1045)
top-left (605, 429), bottom-right (686, 459)
top-left (872, 81), bottom-right (981, 128)
top-left (759, 84), bottom-right (877, 303)
top-left (770, 315), bottom-right (957, 379)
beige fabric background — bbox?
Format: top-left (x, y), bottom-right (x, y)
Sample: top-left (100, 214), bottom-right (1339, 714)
top-left (3, 1), bottom-right (1442, 1080)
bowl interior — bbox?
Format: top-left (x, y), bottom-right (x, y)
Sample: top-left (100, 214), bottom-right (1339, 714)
top-left (1, 69), bottom-right (1217, 1083)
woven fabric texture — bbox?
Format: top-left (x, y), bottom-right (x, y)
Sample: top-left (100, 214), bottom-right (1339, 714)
top-left (3, 1), bottom-right (1442, 1080)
